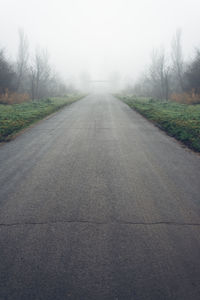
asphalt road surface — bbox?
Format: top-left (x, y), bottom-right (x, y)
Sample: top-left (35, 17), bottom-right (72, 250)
top-left (0, 94), bottom-right (200, 300)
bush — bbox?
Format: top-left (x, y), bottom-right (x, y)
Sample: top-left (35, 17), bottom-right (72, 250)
top-left (0, 90), bottom-right (30, 104)
top-left (170, 91), bottom-right (200, 104)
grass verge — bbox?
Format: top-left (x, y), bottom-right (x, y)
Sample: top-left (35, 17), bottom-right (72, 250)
top-left (117, 95), bottom-right (200, 152)
top-left (0, 95), bottom-right (84, 142)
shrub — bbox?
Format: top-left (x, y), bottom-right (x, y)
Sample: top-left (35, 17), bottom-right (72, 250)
top-left (170, 91), bottom-right (200, 104)
top-left (0, 90), bottom-right (30, 104)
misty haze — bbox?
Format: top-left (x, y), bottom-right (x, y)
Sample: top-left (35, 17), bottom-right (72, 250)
top-left (0, 0), bottom-right (200, 299)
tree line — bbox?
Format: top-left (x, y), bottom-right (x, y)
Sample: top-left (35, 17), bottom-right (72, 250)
top-left (0, 30), bottom-right (74, 103)
top-left (126, 30), bottom-right (200, 103)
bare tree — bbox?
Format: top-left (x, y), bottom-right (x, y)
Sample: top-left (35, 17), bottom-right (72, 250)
top-left (16, 29), bottom-right (29, 92)
top-left (131, 71), bottom-right (152, 97)
top-left (0, 49), bottom-right (16, 95)
top-left (29, 65), bottom-right (36, 100)
top-left (48, 71), bottom-right (68, 97)
top-left (171, 29), bottom-right (184, 92)
top-left (149, 49), bottom-right (170, 99)
top-left (184, 49), bottom-right (200, 94)
top-left (29, 49), bottom-right (51, 99)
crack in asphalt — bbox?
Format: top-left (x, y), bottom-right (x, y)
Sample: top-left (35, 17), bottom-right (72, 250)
top-left (0, 219), bottom-right (200, 227)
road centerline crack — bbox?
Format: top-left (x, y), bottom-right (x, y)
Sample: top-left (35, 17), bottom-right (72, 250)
top-left (0, 219), bottom-right (200, 227)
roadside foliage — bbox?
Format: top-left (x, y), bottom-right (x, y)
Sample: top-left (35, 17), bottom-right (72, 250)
top-left (117, 95), bottom-right (200, 152)
top-left (0, 96), bottom-right (83, 142)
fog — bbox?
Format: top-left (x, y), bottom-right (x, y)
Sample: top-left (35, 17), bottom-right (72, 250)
top-left (1, 0), bottom-right (200, 90)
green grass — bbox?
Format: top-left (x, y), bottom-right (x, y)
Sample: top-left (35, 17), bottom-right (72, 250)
top-left (0, 95), bottom-right (84, 142)
top-left (117, 95), bottom-right (200, 152)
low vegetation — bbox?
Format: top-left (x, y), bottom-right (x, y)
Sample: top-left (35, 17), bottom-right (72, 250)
top-left (117, 95), bottom-right (200, 152)
top-left (170, 91), bottom-right (200, 104)
top-left (0, 90), bottom-right (30, 105)
top-left (0, 95), bottom-right (83, 142)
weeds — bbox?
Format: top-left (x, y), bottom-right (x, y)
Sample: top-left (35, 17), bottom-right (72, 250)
top-left (0, 95), bottom-right (83, 142)
top-left (0, 90), bottom-right (30, 104)
top-left (117, 95), bottom-right (200, 152)
top-left (170, 91), bottom-right (200, 104)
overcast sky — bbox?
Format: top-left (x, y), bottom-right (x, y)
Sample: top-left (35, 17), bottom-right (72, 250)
top-left (1, 0), bottom-right (200, 85)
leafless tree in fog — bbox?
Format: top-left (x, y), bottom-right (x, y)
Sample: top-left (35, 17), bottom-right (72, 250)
top-left (0, 29), bottom-right (73, 101)
top-left (0, 49), bottom-right (16, 95)
top-left (171, 29), bottom-right (184, 92)
top-left (149, 49), bottom-right (170, 99)
top-left (16, 29), bottom-right (29, 93)
top-left (30, 49), bottom-right (51, 99)
top-left (48, 70), bottom-right (69, 97)
top-left (185, 50), bottom-right (200, 94)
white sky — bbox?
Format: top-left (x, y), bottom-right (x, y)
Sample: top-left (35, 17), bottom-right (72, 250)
top-left (0, 0), bottom-right (200, 84)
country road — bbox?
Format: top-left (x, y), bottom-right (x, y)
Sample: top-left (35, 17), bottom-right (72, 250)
top-left (0, 94), bottom-right (200, 300)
